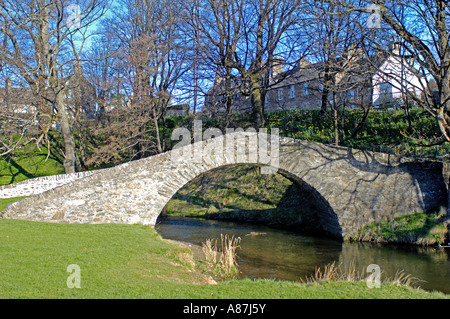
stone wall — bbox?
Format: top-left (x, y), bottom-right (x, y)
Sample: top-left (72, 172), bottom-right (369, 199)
top-left (0, 170), bottom-right (102, 199)
top-left (1, 133), bottom-right (447, 239)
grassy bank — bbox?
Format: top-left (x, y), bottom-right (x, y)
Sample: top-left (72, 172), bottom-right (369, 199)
top-left (165, 165), bottom-right (294, 216)
top-left (0, 218), bottom-right (448, 299)
top-left (350, 210), bottom-right (450, 246)
top-left (0, 143), bottom-right (64, 185)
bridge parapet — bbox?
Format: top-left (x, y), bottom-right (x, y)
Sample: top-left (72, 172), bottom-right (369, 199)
top-left (1, 133), bottom-right (447, 239)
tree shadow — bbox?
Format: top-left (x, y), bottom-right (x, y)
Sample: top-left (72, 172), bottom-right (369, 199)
top-left (292, 139), bottom-right (447, 214)
top-left (285, 139), bottom-right (448, 242)
top-left (2, 156), bottom-right (35, 184)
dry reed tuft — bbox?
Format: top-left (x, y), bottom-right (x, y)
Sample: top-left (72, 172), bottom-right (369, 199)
top-left (300, 262), bottom-right (365, 284)
top-left (300, 261), bottom-right (422, 289)
top-left (202, 234), bottom-right (241, 279)
top-left (390, 270), bottom-right (421, 287)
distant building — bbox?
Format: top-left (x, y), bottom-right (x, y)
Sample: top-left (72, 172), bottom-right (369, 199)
top-left (204, 44), bottom-right (422, 114)
top-left (265, 51), bottom-right (374, 112)
top-left (166, 103), bottom-right (191, 116)
top-left (0, 63), bottom-right (97, 119)
top-left (372, 43), bottom-right (424, 107)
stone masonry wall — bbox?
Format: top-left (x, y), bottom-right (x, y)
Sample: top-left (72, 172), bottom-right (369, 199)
top-left (0, 170), bottom-right (102, 198)
top-left (1, 133), bottom-right (447, 239)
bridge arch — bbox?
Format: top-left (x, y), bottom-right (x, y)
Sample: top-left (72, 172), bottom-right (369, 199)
top-left (158, 163), bottom-right (343, 238)
top-left (2, 132), bottom-right (446, 240)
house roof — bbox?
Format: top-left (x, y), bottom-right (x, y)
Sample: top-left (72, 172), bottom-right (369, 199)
top-left (205, 46), bottom-right (423, 95)
top-left (168, 103), bottom-right (190, 110)
top-left (0, 86), bottom-right (35, 106)
top-left (270, 54), bottom-right (380, 90)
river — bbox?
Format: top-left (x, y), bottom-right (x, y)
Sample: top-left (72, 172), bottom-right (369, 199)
top-left (156, 216), bottom-right (450, 294)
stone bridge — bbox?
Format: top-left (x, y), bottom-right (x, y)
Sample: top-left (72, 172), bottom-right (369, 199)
top-left (1, 132), bottom-right (447, 239)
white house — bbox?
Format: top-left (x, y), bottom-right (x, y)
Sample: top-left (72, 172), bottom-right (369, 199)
top-left (372, 44), bottom-right (425, 107)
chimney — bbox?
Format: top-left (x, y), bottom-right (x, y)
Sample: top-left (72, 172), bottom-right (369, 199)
top-left (271, 58), bottom-right (284, 78)
top-left (390, 42), bottom-right (401, 55)
top-left (297, 57), bottom-right (310, 68)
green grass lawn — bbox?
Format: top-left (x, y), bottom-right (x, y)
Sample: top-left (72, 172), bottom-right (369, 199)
top-left (0, 143), bottom-right (64, 185)
top-left (0, 218), bottom-right (448, 299)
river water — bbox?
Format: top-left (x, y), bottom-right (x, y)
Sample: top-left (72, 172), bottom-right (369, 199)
top-left (156, 216), bottom-right (450, 294)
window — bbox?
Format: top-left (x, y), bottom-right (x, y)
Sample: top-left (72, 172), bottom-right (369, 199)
top-left (303, 83), bottom-right (308, 96)
top-left (349, 89), bottom-right (359, 101)
top-left (349, 89), bottom-right (359, 109)
top-left (277, 89), bottom-right (282, 101)
top-left (380, 82), bottom-right (392, 96)
top-left (290, 85), bottom-right (295, 99)
top-left (318, 84), bottom-right (323, 93)
top-left (380, 82), bottom-right (393, 106)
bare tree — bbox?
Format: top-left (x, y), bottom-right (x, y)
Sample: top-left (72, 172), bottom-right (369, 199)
top-left (96, 0), bottom-right (189, 160)
top-left (304, 0), bottom-right (378, 145)
top-left (84, 35), bottom-right (123, 120)
top-left (326, 0), bottom-right (450, 146)
top-left (0, 0), bottom-right (109, 173)
top-left (186, 0), bottom-right (303, 129)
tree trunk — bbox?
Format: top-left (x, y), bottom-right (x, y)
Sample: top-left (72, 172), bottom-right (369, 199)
top-left (153, 110), bottom-right (163, 154)
top-left (333, 92), bottom-right (339, 146)
top-left (348, 107), bottom-right (370, 140)
top-left (224, 70), bottom-right (234, 128)
top-left (437, 52), bottom-right (450, 142)
top-left (56, 93), bottom-right (76, 174)
top-left (437, 106), bottom-right (450, 142)
top-left (320, 66), bottom-right (331, 115)
top-left (250, 74), bottom-right (265, 129)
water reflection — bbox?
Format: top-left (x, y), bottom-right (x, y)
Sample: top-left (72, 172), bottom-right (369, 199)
top-left (156, 216), bottom-right (450, 294)
top-left (339, 242), bottom-right (450, 293)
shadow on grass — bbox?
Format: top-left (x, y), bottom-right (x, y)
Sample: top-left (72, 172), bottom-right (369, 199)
top-left (2, 156), bottom-right (35, 184)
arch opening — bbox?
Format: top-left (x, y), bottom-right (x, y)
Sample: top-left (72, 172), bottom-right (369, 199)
top-left (157, 164), bottom-right (343, 240)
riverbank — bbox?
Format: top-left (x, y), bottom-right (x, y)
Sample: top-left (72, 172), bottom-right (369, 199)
top-left (0, 218), bottom-right (448, 299)
top-left (157, 215), bottom-right (450, 293)
top-left (349, 210), bottom-right (450, 246)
